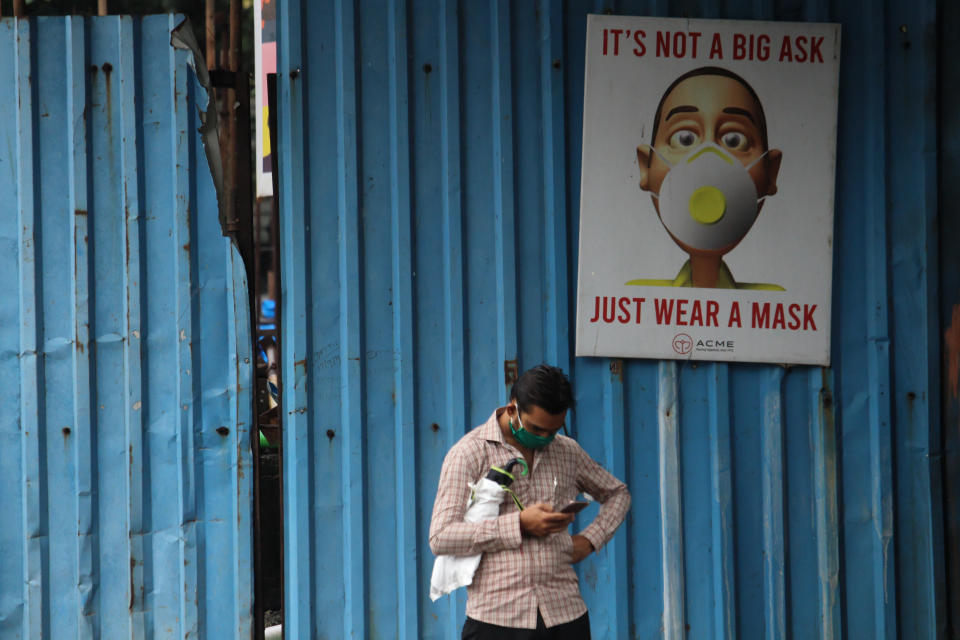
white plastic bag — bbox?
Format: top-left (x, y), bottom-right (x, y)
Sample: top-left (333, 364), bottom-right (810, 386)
top-left (429, 478), bottom-right (506, 601)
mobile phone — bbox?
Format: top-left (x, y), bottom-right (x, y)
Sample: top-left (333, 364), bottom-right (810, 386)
top-left (558, 501), bottom-right (589, 515)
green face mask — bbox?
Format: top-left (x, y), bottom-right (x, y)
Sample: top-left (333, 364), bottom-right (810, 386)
top-left (509, 409), bottom-right (556, 449)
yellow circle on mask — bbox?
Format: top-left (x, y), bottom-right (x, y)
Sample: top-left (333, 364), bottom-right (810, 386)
top-left (688, 186), bottom-right (726, 224)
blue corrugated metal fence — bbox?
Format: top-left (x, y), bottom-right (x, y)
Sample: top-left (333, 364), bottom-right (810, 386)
top-left (0, 15), bottom-right (253, 640)
top-left (274, 0), bottom-right (946, 638)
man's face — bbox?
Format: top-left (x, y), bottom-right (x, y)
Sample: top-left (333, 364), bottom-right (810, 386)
top-left (510, 403), bottom-right (566, 439)
top-left (636, 74), bottom-right (782, 253)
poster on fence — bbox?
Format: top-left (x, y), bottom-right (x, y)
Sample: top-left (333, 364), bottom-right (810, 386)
top-left (254, 0), bottom-right (277, 197)
top-left (575, 15), bottom-right (840, 365)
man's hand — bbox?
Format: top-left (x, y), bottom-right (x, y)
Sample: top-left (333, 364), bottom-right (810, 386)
top-left (570, 534), bottom-right (594, 563)
top-left (519, 503), bottom-right (575, 537)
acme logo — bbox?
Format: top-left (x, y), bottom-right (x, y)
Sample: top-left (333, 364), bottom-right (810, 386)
top-left (672, 333), bottom-right (693, 355)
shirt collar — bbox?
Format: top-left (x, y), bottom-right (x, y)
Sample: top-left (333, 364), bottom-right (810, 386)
top-left (479, 407), bottom-right (509, 444)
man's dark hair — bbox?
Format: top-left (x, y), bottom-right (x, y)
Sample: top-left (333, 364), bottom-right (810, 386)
top-left (649, 66), bottom-right (769, 154)
top-left (509, 364), bottom-right (574, 415)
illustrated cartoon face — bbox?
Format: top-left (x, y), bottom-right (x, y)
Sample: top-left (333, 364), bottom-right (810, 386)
top-left (636, 69), bottom-right (783, 256)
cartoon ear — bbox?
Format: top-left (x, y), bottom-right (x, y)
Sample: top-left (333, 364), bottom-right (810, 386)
top-left (763, 149), bottom-right (783, 197)
top-left (636, 145), bottom-right (653, 190)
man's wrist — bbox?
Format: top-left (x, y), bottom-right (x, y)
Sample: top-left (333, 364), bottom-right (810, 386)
top-left (579, 529), bottom-right (602, 553)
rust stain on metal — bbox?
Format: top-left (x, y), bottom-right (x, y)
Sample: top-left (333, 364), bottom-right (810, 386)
top-left (504, 359), bottom-right (519, 386)
top-left (216, 426), bottom-right (229, 436)
top-left (129, 556), bottom-right (135, 610)
top-left (62, 426), bottom-right (71, 437)
top-left (946, 303), bottom-right (960, 400)
top-left (75, 208), bottom-right (87, 216)
top-left (609, 359), bottom-right (623, 381)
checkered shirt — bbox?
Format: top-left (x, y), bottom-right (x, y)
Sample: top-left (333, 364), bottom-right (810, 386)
top-left (429, 408), bottom-right (631, 629)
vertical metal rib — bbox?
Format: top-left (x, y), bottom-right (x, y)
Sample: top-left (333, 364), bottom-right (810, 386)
top-left (87, 16), bottom-right (132, 638)
top-left (539, 0), bottom-right (568, 370)
top-left (709, 363), bottom-right (736, 639)
top-left (17, 16), bottom-right (45, 640)
top-left (491, 0), bottom-right (517, 387)
top-left (658, 361), bottom-right (684, 639)
top-left (114, 16), bottom-right (145, 640)
top-left (439, 0), bottom-right (468, 629)
top-left (0, 16), bottom-right (26, 639)
top-left (228, 243), bottom-right (255, 640)
top-left (35, 16), bottom-right (76, 638)
top-left (602, 362), bottom-right (629, 636)
top-left (761, 367), bottom-right (786, 640)
top-left (387, 1), bottom-right (418, 636)
top-left (803, 1), bottom-right (842, 633)
top-left (812, 369), bottom-right (841, 639)
top-left (276, 0), bottom-right (313, 635)
top-left (335, 0), bottom-right (366, 635)
top-left (169, 12), bottom-right (199, 637)
top-left (863, 5), bottom-right (896, 636)
top-left (67, 16), bottom-right (96, 640)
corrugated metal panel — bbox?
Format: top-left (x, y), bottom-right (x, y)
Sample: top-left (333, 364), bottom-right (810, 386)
top-left (276, 0), bottom-right (947, 638)
top-left (0, 15), bottom-right (253, 639)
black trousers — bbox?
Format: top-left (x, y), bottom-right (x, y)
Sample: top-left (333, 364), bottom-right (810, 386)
top-left (462, 611), bottom-right (591, 640)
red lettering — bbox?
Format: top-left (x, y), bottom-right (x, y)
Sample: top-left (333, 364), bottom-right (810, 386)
top-left (709, 33), bottom-right (723, 59)
top-left (733, 33), bottom-right (746, 60)
top-left (603, 29), bottom-right (608, 56)
top-left (733, 33), bottom-right (769, 60)
top-left (673, 31), bottom-right (686, 57)
top-left (633, 30), bottom-right (646, 57)
top-left (600, 297), bottom-right (614, 323)
top-left (788, 303), bottom-right (801, 330)
top-left (796, 35), bottom-right (809, 62)
top-left (772, 304), bottom-right (786, 329)
top-left (779, 35), bottom-right (793, 62)
top-left (689, 32), bottom-right (702, 58)
top-left (632, 297), bottom-right (645, 324)
top-left (752, 302), bottom-right (770, 328)
top-left (706, 300), bottom-right (719, 327)
top-left (589, 296), bottom-right (600, 322)
top-left (810, 36), bottom-right (824, 63)
top-left (727, 301), bottom-right (741, 327)
top-left (656, 31), bottom-right (670, 57)
top-left (689, 300), bottom-right (703, 326)
top-left (654, 31), bottom-right (701, 58)
top-left (804, 304), bottom-right (817, 330)
top-left (654, 298), bottom-right (675, 324)
top-left (676, 299), bottom-right (689, 325)
top-left (757, 34), bottom-right (770, 60)
top-left (617, 297), bottom-right (631, 323)
top-left (610, 29), bottom-right (623, 56)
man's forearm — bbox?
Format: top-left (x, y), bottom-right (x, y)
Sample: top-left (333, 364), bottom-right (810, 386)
top-left (429, 511), bottom-right (523, 556)
top-left (580, 484), bottom-right (631, 551)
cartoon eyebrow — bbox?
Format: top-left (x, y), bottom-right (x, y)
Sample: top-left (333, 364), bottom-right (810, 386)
top-left (664, 105), bottom-right (698, 121)
top-left (722, 107), bottom-right (756, 124)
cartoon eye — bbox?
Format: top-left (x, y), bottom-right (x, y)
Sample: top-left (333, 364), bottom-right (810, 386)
top-left (720, 131), bottom-right (749, 151)
top-left (668, 129), bottom-right (699, 149)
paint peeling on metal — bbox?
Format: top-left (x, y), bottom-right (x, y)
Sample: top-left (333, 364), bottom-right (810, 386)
top-left (169, 18), bottom-right (227, 235)
top-left (504, 359), bottom-right (519, 386)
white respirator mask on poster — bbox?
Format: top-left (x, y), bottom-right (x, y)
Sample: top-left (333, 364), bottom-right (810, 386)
top-left (645, 143), bottom-right (769, 251)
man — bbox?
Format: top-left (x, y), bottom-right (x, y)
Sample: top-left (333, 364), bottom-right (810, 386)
top-left (630, 66), bottom-right (784, 290)
top-left (429, 365), bottom-right (631, 639)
